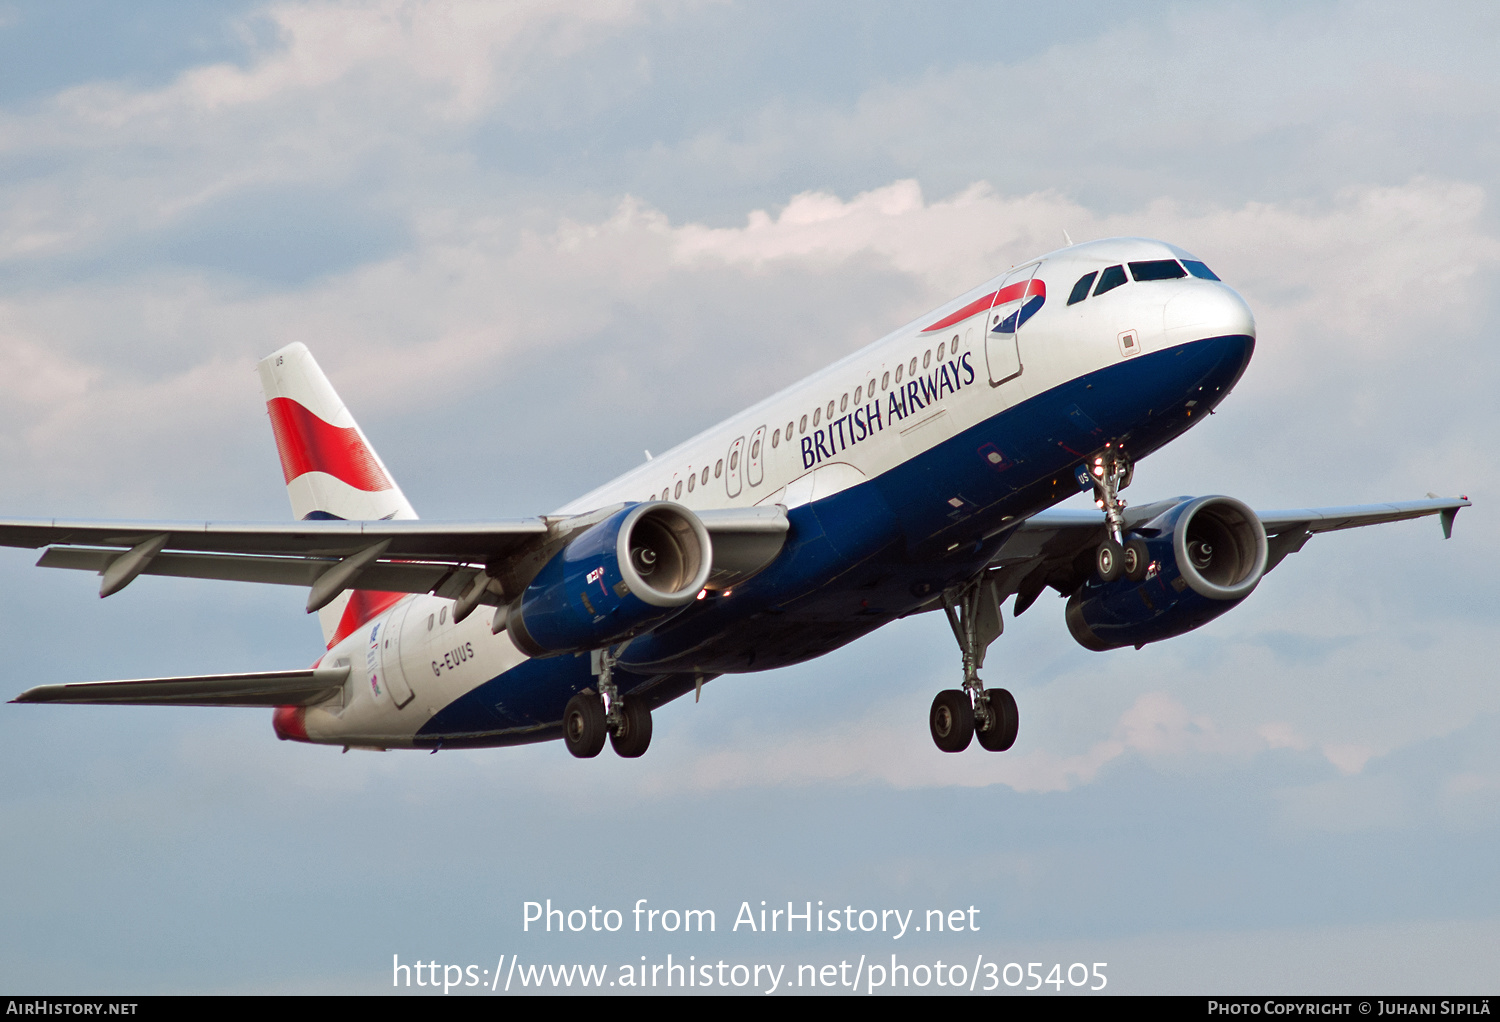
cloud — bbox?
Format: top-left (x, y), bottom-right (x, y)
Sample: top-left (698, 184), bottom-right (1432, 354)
top-left (0, 0), bottom-right (670, 265)
top-left (2, 3), bottom-right (1498, 995)
top-left (637, 3), bottom-right (1500, 216)
top-left (0, 169), bottom-right (1492, 525)
top-left (62, 0), bottom-right (660, 121)
top-left (596, 690), bottom-right (1247, 796)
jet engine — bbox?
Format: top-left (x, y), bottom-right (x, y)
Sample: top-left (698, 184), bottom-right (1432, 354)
top-left (1066, 495), bottom-right (1268, 651)
top-left (507, 502), bottom-right (713, 657)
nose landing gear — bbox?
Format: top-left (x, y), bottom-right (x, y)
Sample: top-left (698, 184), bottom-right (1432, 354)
top-left (563, 645), bottom-right (654, 759)
top-left (1087, 444), bottom-right (1133, 582)
top-left (930, 575), bottom-right (1019, 753)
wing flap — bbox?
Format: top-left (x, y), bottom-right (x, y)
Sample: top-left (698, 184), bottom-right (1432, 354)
top-left (0, 517), bottom-right (548, 559)
top-left (35, 547), bottom-right (476, 596)
top-left (13, 505), bottom-right (792, 605)
top-left (11, 665), bottom-right (350, 707)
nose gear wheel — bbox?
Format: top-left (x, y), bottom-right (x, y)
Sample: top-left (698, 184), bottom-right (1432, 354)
top-left (1087, 444), bottom-right (1133, 578)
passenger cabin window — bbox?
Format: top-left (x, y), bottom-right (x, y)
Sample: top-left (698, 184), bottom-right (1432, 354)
top-left (826, 400), bottom-right (835, 418)
top-left (702, 466), bottom-right (709, 484)
top-left (839, 394), bottom-right (848, 413)
top-left (687, 473), bottom-right (695, 492)
top-left (1129, 259), bottom-right (1187, 281)
top-left (909, 357), bottom-right (918, 375)
top-left (813, 407), bottom-right (821, 427)
top-left (675, 480), bottom-right (683, 498)
top-left (1068, 271), bottom-right (1098, 305)
top-left (922, 350), bottom-right (931, 369)
top-left (772, 428), bottom-right (780, 448)
top-left (881, 371), bottom-right (890, 389)
top-left (936, 341), bottom-right (946, 361)
top-left (715, 459), bottom-right (723, 477)
top-left (868, 377), bottom-right (876, 393)
top-left (1182, 260), bottom-right (1221, 281)
top-left (439, 606), bottom-right (447, 625)
top-left (785, 420), bottom-right (794, 439)
top-left (1093, 264), bottom-right (1127, 296)
top-left (799, 415), bottom-right (807, 433)
top-left (854, 385), bottom-right (862, 404)
top-left (895, 364), bottom-right (903, 384)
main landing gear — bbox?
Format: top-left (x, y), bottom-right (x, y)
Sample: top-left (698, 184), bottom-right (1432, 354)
top-left (1087, 444), bottom-right (1147, 582)
top-left (930, 575), bottom-right (1019, 753)
top-left (563, 646), bottom-right (653, 759)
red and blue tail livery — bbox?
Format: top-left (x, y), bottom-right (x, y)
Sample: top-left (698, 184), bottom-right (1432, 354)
top-left (266, 397), bottom-right (393, 495)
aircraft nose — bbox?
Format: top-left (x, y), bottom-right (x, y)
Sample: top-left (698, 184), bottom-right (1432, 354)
top-left (1162, 284), bottom-right (1255, 345)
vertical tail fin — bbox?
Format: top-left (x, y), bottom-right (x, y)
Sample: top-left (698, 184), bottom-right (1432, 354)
top-left (257, 343), bottom-right (417, 645)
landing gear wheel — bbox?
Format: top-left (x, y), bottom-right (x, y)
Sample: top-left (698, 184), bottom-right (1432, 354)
top-left (563, 691), bottom-right (606, 758)
top-left (929, 689), bottom-right (974, 752)
top-left (975, 688), bottom-right (1019, 751)
top-left (1123, 538), bottom-right (1150, 581)
top-left (609, 700), bottom-right (653, 758)
top-left (1096, 539), bottom-right (1124, 582)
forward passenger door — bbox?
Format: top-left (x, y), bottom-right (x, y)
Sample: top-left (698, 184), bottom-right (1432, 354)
top-left (986, 261), bottom-right (1043, 386)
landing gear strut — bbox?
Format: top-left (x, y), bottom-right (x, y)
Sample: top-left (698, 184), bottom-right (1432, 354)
top-left (563, 645), bottom-right (653, 759)
top-left (930, 575), bottom-right (1019, 753)
top-left (1087, 444), bottom-right (1133, 582)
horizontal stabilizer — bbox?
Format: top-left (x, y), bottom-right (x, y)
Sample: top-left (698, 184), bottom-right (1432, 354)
top-left (11, 664), bottom-right (350, 707)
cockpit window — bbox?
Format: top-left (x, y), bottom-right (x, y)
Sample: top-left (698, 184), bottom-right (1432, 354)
top-left (1068, 272), bottom-right (1097, 306)
top-left (1093, 264), bottom-right (1127, 296)
top-left (1182, 260), bottom-right (1221, 281)
top-left (1129, 259), bottom-right (1187, 281)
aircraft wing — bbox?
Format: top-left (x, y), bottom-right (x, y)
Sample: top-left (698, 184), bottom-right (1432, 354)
top-left (0, 505), bottom-right (788, 610)
top-left (982, 496), bottom-right (1470, 615)
top-left (10, 664), bottom-right (351, 707)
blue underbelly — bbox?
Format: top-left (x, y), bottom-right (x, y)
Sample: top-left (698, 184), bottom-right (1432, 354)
top-left (417, 333), bottom-right (1253, 744)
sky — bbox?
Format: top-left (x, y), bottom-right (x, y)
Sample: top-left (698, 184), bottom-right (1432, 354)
top-left (0, 0), bottom-right (1496, 995)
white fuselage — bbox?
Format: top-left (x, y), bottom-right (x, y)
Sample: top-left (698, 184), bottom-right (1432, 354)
top-left (297, 237), bottom-right (1254, 748)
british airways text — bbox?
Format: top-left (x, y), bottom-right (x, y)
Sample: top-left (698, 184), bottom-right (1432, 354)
top-left (801, 353), bottom-right (976, 470)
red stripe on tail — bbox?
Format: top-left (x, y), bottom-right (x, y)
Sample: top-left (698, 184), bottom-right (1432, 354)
top-left (266, 397), bottom-right (392, 492)
top-left (328, 590), bottom-right (407, 649)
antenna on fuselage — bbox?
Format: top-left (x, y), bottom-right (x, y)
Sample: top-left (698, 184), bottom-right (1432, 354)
top-left (1062, 228), bottom-right (1074, 246)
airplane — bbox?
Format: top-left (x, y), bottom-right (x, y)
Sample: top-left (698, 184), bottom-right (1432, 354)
top-left (5, 237), bottom-right (1469, 758)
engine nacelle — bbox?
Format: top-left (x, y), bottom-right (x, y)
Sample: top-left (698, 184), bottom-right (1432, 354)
top-left (1066, 495), bottom-right (1268, 652)
top-left (507, 503), bottom-right (713, 657)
